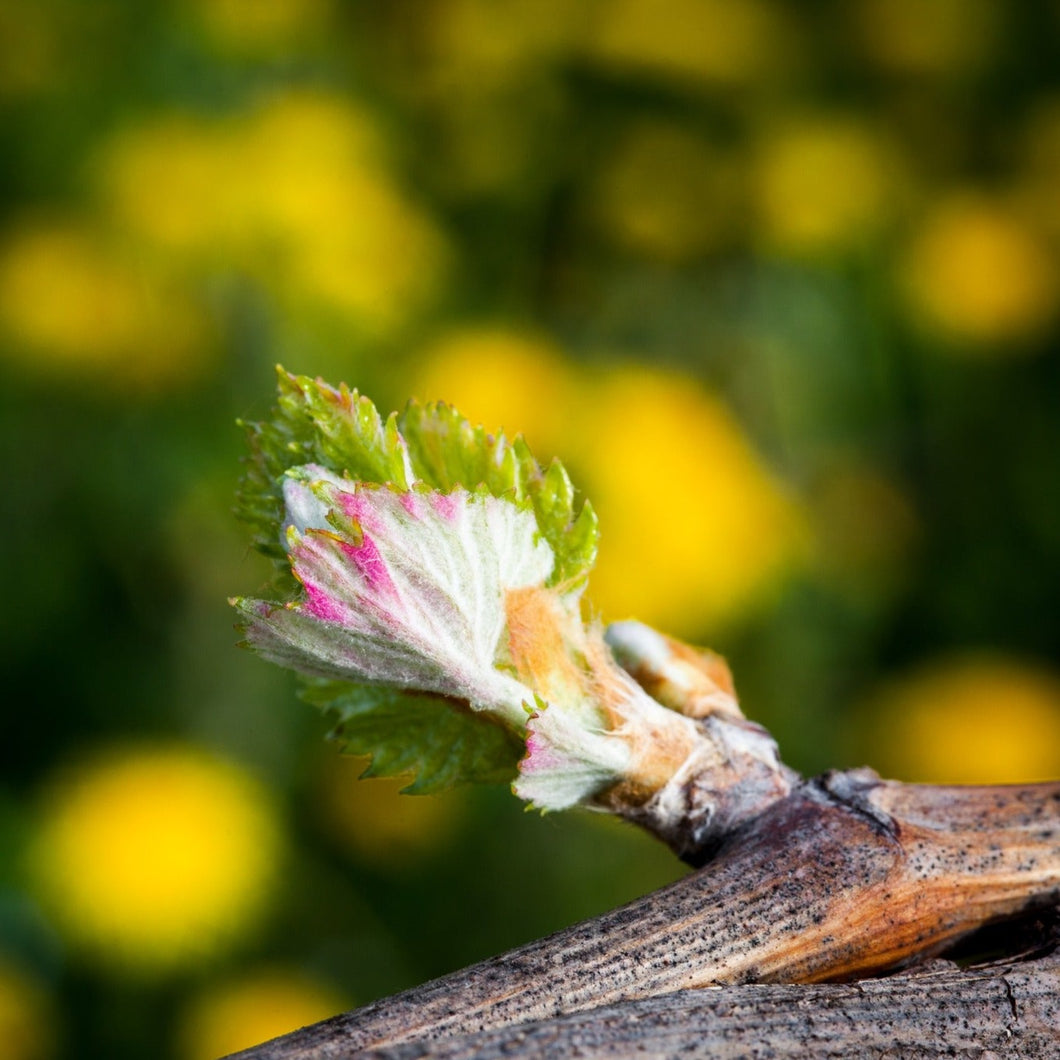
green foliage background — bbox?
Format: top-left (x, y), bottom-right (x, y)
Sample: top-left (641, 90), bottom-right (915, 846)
top-left (1, 2), bottom-right (1060, 1057)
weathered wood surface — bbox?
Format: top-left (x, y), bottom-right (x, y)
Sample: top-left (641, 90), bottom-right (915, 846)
top-left (229, 774), bottom-right (1060, 1059)
top-left (356, 954), bottom-right (1060, 1060)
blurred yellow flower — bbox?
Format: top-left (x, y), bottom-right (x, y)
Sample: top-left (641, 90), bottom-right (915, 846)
top-left (851, 0), bottom-right (1001, 77)
top-left (0, 960), bottom-right (54, 1060)
top-left (29, 745), bottom-right (282, 974)
top-left (583, 0), bottom-right (791, 89)
top-left (593, 123), bottom-right (742, 262)
top-left (98, 91), bottom-right (448, 337)
top-left (99, 118), bottom-right (229, 256)
top-left (0, 220), bottom-right (212, 388)
top-left (752, 116), bottom-right (902, 258)
top-left (178, 968), bottom-right (347, 1060)
top-left (899, 194), bottom-right (1059, 348)
top-left (855, 656), bottom-right (1060, 784)
top-left (412, 327), bottom-right (574, 455)
top-left (575, 366), bottom-right (806, 634)
top-left (317, 756), bottom-right (465, 867)
top-left (185, 0), bottom-right (335, 56)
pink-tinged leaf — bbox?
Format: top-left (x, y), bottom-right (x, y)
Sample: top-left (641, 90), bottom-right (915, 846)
top-left (399, 492), bottom-right (424, 518)
top-left (236, 474), bottom-right (555, 727)
top-left (303, 582), bottom-right (350, 624)
top-left (340, 537), bottom-right (397, 600)
top-left (430, 492), bottom-right (460, 521)
top-left (514, 699), bottom-right (631, 811)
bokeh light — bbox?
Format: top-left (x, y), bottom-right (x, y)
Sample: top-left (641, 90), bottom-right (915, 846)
top-left (178, 968), bottom-right (347, 1060)
top-left (584, 0), bottom-right (792, 89)
top-left (0, 220), bottom-right (212, 389)
top-left (28, 745), bottom-right (282, 974)
top-left (752, 115), bottom-right (903, 259)
top-left (807, 461), bottom-right (920, 602)
top-left (899, 193), bottom-right (1059, 349)
top-left (97, 90), bottom-right (449, 340)
top-left (853, 657), bottom-right (1060, 784)
top-left (0, 0), bottom-right (105, 99)
top-left (186, 0), bottom-right (336, 57)
top-left (1016, 98), bottom-right (1060, 245)
top-left (422, 0), bottom-right (585, 89)
top-left (575, 365), bottom-right (806, 633)
top-left (850, 0), bottom-right (1002, 77)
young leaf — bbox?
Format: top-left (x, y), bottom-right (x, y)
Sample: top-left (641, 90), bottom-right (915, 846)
top-left (235, 368), bottom-right (414, 576)
top-left (236, 369), bottom-right (599, 590)
top-left (514, 696), bottom-right (632, 810)
top-left (398, 402), bottom-right (599, 589)
top-left (302, 681), bottom-right (524, 794)
top-left (233, 477), bottom-right (552, 728)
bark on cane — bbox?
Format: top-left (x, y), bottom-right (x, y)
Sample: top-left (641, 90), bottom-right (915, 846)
top-left (356, 952), bottom-right (1060, 1060)
top-left (228, 773), bottom-right (1060, 1059)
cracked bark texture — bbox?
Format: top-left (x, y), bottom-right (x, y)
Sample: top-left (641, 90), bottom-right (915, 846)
top-left (355, 952), bottom-right (1060, 1060)
top-left (228, 773), bottom-right (1060, 1059)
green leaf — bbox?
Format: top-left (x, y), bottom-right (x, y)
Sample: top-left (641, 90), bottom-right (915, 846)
top-left (301, 679), bottom-right (524, 793)
top-left (235, 367), bottom-right (413, 579)
top-left (236, 367), bottom-right (598, 590)
top-left (530, 452), bottom-right (599, 589)
top-left (397, 406), bottom-right (599, 587)
top-left (398, 400), bottom-right (517, 500)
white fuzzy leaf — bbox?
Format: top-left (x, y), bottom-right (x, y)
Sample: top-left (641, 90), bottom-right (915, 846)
top-left (235, 476), bottom-right (554, 727)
